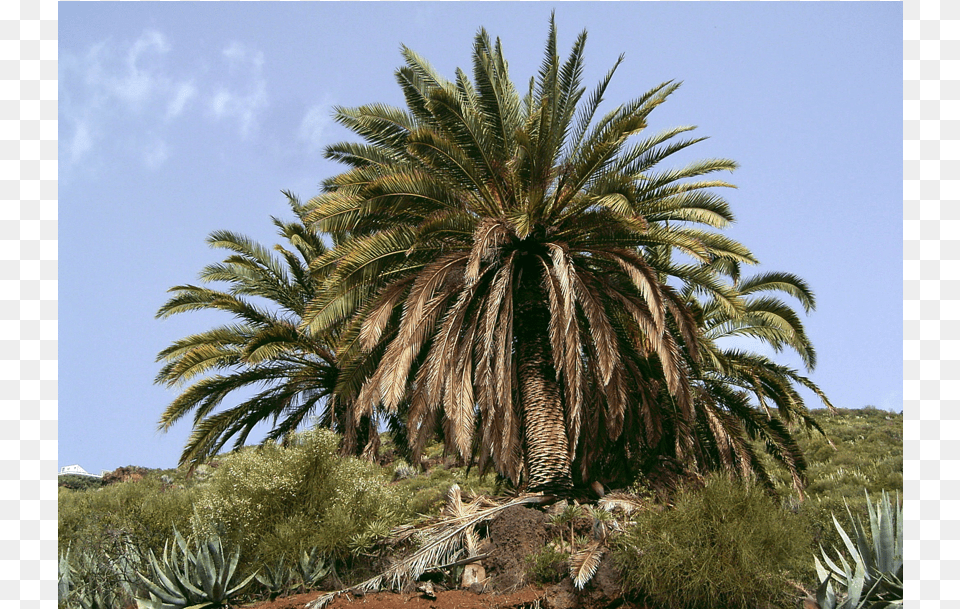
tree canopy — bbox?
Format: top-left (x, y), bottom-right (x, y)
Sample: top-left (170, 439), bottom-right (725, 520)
top-left (157, 18), bottom-right (832, 495)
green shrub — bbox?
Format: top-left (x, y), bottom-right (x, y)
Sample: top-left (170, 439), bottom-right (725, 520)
top-left (189, 428), bottom-right (409, 577)
top-left (613, 475), bottom-right (811, 609)
top-left (390, 460), bottom-right (499, 517)
top-left (58, 475), bottom-right (104, 492)
top-left (59, 476), bottom-right (201, 609)
top-left (59, 476), bottom-right (199, 561)
top-left (525, 545), bottom-right (570, 585)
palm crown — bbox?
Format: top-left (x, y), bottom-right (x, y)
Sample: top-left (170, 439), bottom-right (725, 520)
top-left (156, 19), bottom-right (832, 497)
top-left (301, 21), bottom-right (791, 494)
top-left (155, 195), bottom-right (343, 467)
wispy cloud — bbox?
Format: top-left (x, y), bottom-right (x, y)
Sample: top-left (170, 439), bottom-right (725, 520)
top-left (60, 31), bottom-right (272, 175)
top-left (60, 30), bottom-right (194, 171)
top-left (143, 139), bottom-right (169, 170)
top-left (298, 103), bottom-right (333, 152)
top-left (208, 42), bottom-right (269, 138)
top-left (110, 30), bottom-right (170, 106)
top-left (166, 82), bottom-right (197, 119)
top-left (68, 121), bottom-right (94, 164)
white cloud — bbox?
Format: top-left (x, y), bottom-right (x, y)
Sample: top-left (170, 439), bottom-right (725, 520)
top-left (60, 32), bottom-right (272, 174)
top-left (207, 42), bottom-right (269, 138)
top-left (298, 104), bottom-right (332, 152)
top-left (211, 90), bottom-right (232, 118)
top-left (60, 29), bottom-right (197, 173)
top-left (222, 41), bottom-right (264, 72)
top-left (166, 82), bottom-right (197, 119)
top-left (111, 30), bottom-right (170, 107)
top-left (129, 30), bottom-right (169, 63)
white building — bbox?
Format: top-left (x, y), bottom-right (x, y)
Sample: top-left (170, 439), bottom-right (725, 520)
top-left (58, 464), bottom-right (103, 478)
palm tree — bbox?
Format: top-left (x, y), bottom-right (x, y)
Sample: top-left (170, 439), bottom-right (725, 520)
top-left (301, 20), bottom-right (765, 495)
top-left (687, 270), bottom-right (835, 496)
top-left (155, 194), bottom-right (350, 467)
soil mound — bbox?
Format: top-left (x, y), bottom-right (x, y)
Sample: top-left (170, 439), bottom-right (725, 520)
top-left (483, 505), bottom-right (551, 593)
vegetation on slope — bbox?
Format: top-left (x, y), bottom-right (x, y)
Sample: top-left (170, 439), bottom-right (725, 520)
top-left (59, 406), bottom-right (901, 609)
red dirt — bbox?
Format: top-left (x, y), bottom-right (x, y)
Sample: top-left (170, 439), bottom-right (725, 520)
top-left (240, 588), bottom-right (546, 609)
top-left (238, 584), bottom-right (646, 609)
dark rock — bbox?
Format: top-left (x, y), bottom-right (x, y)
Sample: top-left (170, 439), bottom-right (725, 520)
top-left (484, 505), bottom-right (550, 593)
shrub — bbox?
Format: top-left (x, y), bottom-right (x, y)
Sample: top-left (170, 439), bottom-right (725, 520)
top-left (613, 475), bottom-right (812, 609)
top-left (189, 428), bottom-right (409, 578)
top-left (390, 461), bottom-right (499, 518)
top-left (525, 545), bottom-right (569, 585)
top-left (58, 474), bottom-right (104, 492)
top-left (59, 476), bottom-right (200, 609)
top-left (59, 476), bottom-right (199, 561)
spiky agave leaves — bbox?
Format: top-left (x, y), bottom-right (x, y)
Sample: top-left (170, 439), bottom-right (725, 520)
top-left (253, 557), bottom-right (291, 600)
top-left (296, 547), bottom-right (332, 591)
top-left (59, 535), bottom-right (147, 609)
top-left (135, 529), bottom-right (257, 609)
top-left (812, 490), bottom-right (903, 609)
top-left (60, 547), bottom-right (134, 609)
top-left (58, 548), bottom-right (71, 604)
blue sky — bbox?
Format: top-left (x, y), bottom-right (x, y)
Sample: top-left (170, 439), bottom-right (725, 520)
top-left (58, 2), bottom-right (902, 473)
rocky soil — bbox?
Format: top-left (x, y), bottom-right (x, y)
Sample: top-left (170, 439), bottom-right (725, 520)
top-left (238, 505), bottom-right (643, 609)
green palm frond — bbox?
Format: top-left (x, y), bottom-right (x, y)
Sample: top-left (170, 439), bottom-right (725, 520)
top-left (156, 196), bottom-right (348, 466)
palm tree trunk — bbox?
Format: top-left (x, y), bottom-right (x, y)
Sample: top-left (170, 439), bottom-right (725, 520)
top-left (516, 281), bottom-right (573, 496)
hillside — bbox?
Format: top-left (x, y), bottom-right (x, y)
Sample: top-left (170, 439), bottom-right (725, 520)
top-left (58, 407), bottom-right (902, 609)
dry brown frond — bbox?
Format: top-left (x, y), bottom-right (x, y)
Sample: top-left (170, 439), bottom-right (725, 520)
top-left (359, 277), bottom-right (414, 351)
top-left (465, 219), bottom-right (510, 286)
top-left (378, 282), bottom-right (456, 411)
top-left (607, 248), bottom-right (666, 332)
top-left (598, 491), bottom-right (646, 515)
top-left (569, 541), bottom-right (604, 590)
top-left (571, 271), bottom-right (617, 386)
top-left (305, 489), bottom-right (550, 609)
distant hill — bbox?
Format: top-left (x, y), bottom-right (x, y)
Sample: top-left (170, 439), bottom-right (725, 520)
top-left (794, 406), bottom-right (902, 499)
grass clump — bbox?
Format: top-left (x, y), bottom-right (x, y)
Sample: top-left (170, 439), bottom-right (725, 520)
top-left (525, 545), bottom-right (570, 584)
top-left (759, 407), bottom-right (903, 556)
top-left (613, 475), bottom-right (811, 609)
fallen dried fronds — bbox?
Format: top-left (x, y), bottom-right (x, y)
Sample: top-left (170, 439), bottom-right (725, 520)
top-left (306, 486), bottom-right (551, 609)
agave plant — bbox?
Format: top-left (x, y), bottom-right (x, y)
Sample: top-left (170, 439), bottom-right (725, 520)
top-left (253, 557), bottom-right (292, 600)
top-left (295, 547), bottom-right (331, 591)
top-left (59, 541), bottom-right (145, 609)
top-left (135, 528), bottom-right (257, 609)
top-left (58, 549), bottom-right (71, 605)
top-left (810, 490), bottom-right (903, 609)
